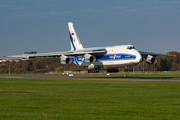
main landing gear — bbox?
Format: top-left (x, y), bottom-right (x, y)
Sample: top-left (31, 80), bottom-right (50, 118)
top-left (107, 68), bottom-right (119, 73)
top-left (124, 66), bottom-right (133, 72)
top-left (88, 66), bottom-right (100, 73)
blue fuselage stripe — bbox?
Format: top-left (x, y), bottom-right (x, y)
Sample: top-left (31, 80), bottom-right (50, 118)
top-left (96, 54), bottom-right (136, 61)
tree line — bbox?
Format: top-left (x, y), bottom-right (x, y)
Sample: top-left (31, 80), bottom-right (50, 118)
top-left (0, 51), bottom-right (179, 73)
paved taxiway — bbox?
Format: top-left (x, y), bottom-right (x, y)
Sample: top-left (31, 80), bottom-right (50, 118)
top-left (0, 75), bottom-right (180, 82)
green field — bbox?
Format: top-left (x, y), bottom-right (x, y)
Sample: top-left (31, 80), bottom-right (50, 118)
top-left (0, 78), bottom-right (180, 120)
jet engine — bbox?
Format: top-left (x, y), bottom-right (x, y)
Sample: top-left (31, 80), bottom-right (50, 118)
top-left (146, 55), bottom-right (157, 64)
top-left (60, 55), bottom-right (72, 65)
top-left (84, 54), bottom-right (96, 63)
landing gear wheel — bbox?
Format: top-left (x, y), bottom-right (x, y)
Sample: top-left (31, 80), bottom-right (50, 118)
top-left (107, 68), bottom-right (119, 73)
top-left (88, 66), bottom-right (100, 73)
top-left (124, 67), bottom-right (133, 72)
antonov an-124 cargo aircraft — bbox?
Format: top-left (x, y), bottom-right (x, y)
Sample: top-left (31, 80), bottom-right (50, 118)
top-left (4, 22), bottom-right (175, 73)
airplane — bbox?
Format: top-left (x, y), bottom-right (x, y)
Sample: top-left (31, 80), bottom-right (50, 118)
top-left (3, 22), bottom-right (175, 73)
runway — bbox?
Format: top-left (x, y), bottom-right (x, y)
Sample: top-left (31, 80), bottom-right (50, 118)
top-left (0, 75), bottom-right (180, 81)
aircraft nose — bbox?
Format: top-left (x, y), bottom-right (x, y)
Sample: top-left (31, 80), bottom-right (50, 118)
top-left (136, 52), bottom-right (143, 63)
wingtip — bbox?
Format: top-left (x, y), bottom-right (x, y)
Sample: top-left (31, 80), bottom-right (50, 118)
top-left (2, 56), bottom-right (7, 57)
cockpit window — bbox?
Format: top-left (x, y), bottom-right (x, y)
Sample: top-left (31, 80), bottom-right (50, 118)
top-left (127, 46), bottom-right (135, 50)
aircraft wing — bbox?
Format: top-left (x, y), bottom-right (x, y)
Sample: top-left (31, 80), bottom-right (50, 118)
top-left (4, 48), bottom-right (107, 59)
top-left (139, 51), bottom-right (176, 57)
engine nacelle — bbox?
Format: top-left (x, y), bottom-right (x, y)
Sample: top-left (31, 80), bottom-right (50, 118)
top-left (84, 54), bottom-right (96, 63)
top-left (146, 55), bottom-right (157, 64)
top-left (60, 55), bottom-right (72, 65)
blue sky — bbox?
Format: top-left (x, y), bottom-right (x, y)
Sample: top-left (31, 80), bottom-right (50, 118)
top-left (1, 0), bottom-right (180, 59)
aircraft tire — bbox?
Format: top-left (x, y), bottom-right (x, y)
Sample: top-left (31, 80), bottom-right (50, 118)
top-left (107, 68), bottom-right (119, 73)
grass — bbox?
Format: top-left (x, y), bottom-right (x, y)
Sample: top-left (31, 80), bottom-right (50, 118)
top-left (0, 78), bottom-right (180, 119)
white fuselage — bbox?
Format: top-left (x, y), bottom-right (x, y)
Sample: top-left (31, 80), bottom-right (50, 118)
top-left (71, 45), bottom-right (143, 69)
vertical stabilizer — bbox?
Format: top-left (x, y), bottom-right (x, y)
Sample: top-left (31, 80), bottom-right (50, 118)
top-left (68, 22), bottom-right (83, 50)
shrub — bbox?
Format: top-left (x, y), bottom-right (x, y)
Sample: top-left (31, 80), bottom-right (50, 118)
top-left (0, 69), bottom-right (8, 73)
top-left (13, 69), bottom-right (24, 74)
top-left (56, 66), bottom-right (64, 72)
